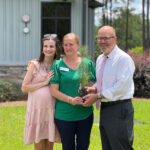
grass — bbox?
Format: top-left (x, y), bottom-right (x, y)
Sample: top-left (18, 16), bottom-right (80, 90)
top-left (132, 101), bottom-right (150, 150)
top-left (0, 100), bottom-right (150, 150)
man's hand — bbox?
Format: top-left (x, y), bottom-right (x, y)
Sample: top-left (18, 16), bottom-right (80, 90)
top-left (82, 93), bottom-right (98, 107)
top-left (87, 87), bottom-right (97, 94)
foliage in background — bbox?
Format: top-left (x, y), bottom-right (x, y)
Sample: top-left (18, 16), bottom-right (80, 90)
top-left (96, 6), bottom-right (143, 51)
top-left (0, 80), bottom-right (26, 102)
top-left (130, 46), bottom-right (143, 54)
top-left (94, 26), bottom-right (102, 61)
top-left (112, 7), bottom-right (142, 50)
top-left (0, 80), bottom-right (19, 102)
top-left (128, 51), bottom-right (150, 98)
top-left (97, 0), bottom-right (150, 54)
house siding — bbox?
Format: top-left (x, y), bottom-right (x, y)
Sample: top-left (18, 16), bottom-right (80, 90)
top-left (0, 0), bottom-right (41, 65)
top-left (0, 0), bottom-right (95, 67)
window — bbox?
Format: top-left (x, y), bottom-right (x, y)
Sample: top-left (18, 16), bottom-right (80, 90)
top-left (41, 2), bottom-right (71, 41)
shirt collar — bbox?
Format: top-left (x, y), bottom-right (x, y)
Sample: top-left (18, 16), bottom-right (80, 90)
top-left (106, 45), bottom-right (118, 60)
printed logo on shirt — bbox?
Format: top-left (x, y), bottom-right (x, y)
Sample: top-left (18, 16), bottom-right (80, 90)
top-left (59, 67), bottom-right (69, 72)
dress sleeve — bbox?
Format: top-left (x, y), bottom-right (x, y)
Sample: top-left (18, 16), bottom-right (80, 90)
top-left (27, 59), bottom-right (39, 74)
top-left (88, 60), bottom-right (96, 82)
top-left (50, 60), bottom-right (60, 84)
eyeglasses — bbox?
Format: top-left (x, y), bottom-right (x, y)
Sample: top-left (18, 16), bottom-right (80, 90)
top-left (44, 34), bottom-right (57, 38)
top-left (97, 36), bottom-right (114, 41)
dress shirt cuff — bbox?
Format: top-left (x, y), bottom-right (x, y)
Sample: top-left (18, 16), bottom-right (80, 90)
top-left (93, 82), bottom-right (97, 88)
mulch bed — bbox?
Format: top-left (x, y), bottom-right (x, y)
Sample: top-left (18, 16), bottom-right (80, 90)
top-left (0, 100), bottom-right (27, 107)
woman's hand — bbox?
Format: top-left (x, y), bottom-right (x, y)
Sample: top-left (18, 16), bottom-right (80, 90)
top-left (44, 70), bottom-right (54, 85)
top-left (68, 97), bottom-right (83, 105)
top-left (87, 86), bottom-right (97, 94)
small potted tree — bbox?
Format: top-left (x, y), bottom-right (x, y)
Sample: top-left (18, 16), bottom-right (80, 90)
top-left (78, 46), bottom-right (90, 102)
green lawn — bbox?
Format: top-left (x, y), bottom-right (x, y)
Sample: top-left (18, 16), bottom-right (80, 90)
top-left (0, 100), bottom-right (150, 150)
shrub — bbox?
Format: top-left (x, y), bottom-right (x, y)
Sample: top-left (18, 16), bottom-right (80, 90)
top-left (130, 46), bottom-right (143, 54)
top-left (0, 80), bottom-right (26, 102)
top-left (128, 52), bottom-right (150, 98)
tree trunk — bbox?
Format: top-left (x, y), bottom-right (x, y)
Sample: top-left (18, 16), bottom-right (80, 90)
top-left (110, 0), bottom-right (113, 25)
top-left (105, 0), bottom-right (108, 24)
top-left (147, 0), bottom-right (150, 55)
top-left (102, 0), bottom-right (106, 25)
top-left (142, 0), bottom-right (146, 51)
top-left (125, 0), bottom-right (129, 51)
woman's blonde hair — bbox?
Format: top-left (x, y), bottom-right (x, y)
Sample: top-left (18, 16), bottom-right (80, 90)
top-left (63, 33), bottom-right (80, 45)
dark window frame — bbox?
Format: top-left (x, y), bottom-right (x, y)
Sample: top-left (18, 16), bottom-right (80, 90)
top-left (41, 2), bottom-right (71, 41)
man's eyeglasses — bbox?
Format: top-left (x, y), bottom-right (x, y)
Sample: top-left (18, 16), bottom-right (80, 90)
top-left (44, 34), bottom-right (57, 38)
top-left (97, 36), bottom-right (114, 41)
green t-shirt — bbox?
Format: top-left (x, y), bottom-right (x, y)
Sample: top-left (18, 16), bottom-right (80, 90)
top-left (50, 58), bottom-right (96, 121)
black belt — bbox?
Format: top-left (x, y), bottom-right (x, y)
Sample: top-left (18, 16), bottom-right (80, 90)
top-left (101, 99), bottom-right (131, 108)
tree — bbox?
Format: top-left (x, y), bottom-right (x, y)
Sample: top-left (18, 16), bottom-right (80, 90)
top-left (147, 0), bottom-right (150, 53)
top-left (105, 0), bottom-right (108, 24)
top-left (125, 0), bottom-right (130, 51)
top-left (125, 0), bottom-right (134, 51)
top-left (142, 0), bottom-right (146, 50)
top-left (142, 0), bottom-right (149, 55)
top-left (109, 0), bottom-right (113, 25)
top-left (94, 26), bottom-right (102, 61)
top-left (96, 0), bottom-right (149, 55)
top-left (112, 7), bottom-right (142, 50)
top-left (102, 0), bottom-right (126, 25)
top-left (102, 0), bottom-right (106, 25)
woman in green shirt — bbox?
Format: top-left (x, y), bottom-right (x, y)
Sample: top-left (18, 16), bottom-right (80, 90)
top-left (50, 33), bottom-right (96, 150)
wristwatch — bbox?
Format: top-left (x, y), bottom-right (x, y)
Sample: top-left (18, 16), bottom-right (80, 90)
top-left (97, 93), bottom-right (101, 100)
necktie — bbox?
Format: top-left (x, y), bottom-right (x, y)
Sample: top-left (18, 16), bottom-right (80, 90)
top-left (96, 56), bottom-right (107, 110)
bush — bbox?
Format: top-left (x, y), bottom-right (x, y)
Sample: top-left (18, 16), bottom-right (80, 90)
top-left (130, 47), bottom-right (143, 54)
top-left (0, 80), bottom-right (26, 102)
top-left (128, 52), bottom-right (150, 98)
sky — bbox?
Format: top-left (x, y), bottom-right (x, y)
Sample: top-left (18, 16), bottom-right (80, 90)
top-left (95, 0), bottom-right (144, 26)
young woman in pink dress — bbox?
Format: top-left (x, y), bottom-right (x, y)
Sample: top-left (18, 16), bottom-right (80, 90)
top-left (22, 34), bottom-right (61, 150)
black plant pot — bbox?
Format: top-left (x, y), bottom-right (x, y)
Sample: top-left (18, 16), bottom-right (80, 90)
top-left (78, 88), bottom-right (88, 103)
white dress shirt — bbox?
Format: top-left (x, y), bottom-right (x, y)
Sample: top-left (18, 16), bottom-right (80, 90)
top-left (96, 45), bottom-right (135, 102)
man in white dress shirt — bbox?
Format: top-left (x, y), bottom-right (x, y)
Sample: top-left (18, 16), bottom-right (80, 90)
top-left (83, 26), bottom-right (135, 150)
